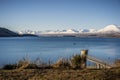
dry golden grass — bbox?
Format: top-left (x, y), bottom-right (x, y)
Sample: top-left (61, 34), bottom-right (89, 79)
top-left (1, 56), bottom-right (120, 80)
top-left (0, 68), bottom-right (120, 80)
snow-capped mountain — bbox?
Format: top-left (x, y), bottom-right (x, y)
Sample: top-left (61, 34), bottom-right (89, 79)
top-left (61, 29), bottom-right (78, 34)
top-left (42, 28), bottom-right (97, 34)
top-left (41, 29), bottom-right (78, 34)
top-left (18, 30), bottom-right (41, 35)
top-left (97, 25), bottom-right (120, 33)
top-left (79, 29), bottom-right (97, 33)
top-left (18, 24), bottom-right (120, 36)
top-left (89, 29), bottom-right (97, 33)
top-left (79, 29), bottom-right (89, 33)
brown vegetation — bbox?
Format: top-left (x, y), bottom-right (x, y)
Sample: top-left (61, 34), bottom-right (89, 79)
top-left (0, 55), bottom-right (120, 80)
top-left (0, 68), bottom-right (120, 80)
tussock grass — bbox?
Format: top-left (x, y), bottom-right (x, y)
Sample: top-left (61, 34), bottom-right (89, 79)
top-left (2, 54), bottom-right (87, 70)
top-left (0, 68), bottom-right (120, 80)
top-left (2, 64), bottom-right (17, 70)
top-left (115, 59), bottom-right (120, 67)
top-left (1, 55), bottom-right (120, 80)
top-left (71, 54), bottom-right (82, 69)
top-left (53, 58), bottom-right (70, 69)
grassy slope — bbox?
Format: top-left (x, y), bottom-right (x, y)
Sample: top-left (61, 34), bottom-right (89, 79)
top-left (0, 68), bottom-right (120, 80)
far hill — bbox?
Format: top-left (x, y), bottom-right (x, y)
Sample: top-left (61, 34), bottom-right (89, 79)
top-left (0, 27), bottom-right (19, 37)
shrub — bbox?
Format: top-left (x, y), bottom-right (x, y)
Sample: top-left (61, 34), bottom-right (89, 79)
top-left (16, 59), bottom-right (30, 69)
top-left (25, 63), bottom-right (39, 69)
top-left (71, 54), bottom-right (82, 69)
top-left (3, 64), bottom-right (17, 70)
top-left (115, 59), bottom-right (120, 67)
top-left (53, 58), bottom-right (71, 69)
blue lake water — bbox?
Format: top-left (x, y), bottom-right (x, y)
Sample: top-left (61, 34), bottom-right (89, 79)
top-left (0, 37), bottom-right (120, 67)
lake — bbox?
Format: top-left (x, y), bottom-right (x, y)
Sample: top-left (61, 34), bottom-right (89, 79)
top-left (0, 37), bottom-right (120, 67)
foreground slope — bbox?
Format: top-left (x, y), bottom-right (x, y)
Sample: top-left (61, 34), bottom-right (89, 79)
top-left (0, 68), bottom-right (120, 80)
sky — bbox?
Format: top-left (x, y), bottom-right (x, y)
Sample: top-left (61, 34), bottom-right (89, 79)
top-left (0, 0), bottom-right (120, 31)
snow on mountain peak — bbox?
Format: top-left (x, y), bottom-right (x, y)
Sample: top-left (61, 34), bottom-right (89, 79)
top-left (66, 29), bottom-right (78, 33)
top-left (89, 29), bottom-right (97, 33)
top-left (104, 25), bottom-right (120, 30)
top-left (79, 29), bottom-right (96, 33)
top-left (18, 24), bottom-right (120, 35)
top-left (97, 25), bottom-right (120, 33)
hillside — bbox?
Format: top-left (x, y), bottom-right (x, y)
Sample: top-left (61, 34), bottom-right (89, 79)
top-left (0, 68), bottom-right (120, 80)
top-left (0, 27), bottom-right (19, 37)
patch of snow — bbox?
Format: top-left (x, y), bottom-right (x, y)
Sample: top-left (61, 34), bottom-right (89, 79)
top-left (89, 29), bottom-right (97, 33)
top-left (79, 29), bottom-right (97, 33)
top-left (62, 29), bottom-right (78, 33)
top-left (79, 29), bottom-right (89, 33)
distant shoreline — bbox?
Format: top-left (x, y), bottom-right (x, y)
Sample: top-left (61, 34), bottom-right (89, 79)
top-left (0, 36), bottom-right (120, 38)
top-left (1, 26), bottom-right (120, 38)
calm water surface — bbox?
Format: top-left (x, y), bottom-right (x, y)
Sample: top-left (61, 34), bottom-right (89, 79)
top-left (0, 37), bottom-right (120, 67)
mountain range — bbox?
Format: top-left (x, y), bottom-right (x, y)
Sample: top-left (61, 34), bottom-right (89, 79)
top-left (18, 24), bottom-right (120, 34)
top-left (1, 24), bottom-right (120, 37)
top-left (18, 24), bottom-right (120, 37)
